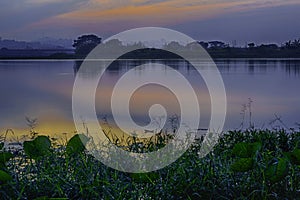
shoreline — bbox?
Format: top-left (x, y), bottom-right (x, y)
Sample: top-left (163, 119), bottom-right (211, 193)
top-left (1, 47), bottom-right (300, 60)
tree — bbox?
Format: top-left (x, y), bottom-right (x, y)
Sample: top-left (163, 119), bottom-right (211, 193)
top-left (259, 44), bottom-right (278, 49)
top-left (73, 34), bottom-right (102, 58)
top-left (104, 39), bottom-right (122, 48)
top-left (198, 41), bottom-right (209, 49)
top-left (163, 41), bottom-right (184, 50)
top-left (248, 43), bottom-right (255, 48)
top-left (284, 39), bottom-right (300, 49)
top-left (208, 41), bottom-right (227, 49)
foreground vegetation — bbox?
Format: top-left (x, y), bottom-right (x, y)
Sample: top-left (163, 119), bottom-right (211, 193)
top-left (1, 128), bottom-right (300, 199)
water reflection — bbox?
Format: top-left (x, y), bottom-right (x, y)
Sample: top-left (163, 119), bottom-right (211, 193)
top-left (75, 58), bottom-right (211, 138)
top-left (0, 59), bottom-right (300, 139)
top-left (75, 58), bottom-right (300, 77)
top-left (281, 60), bottom-right (300, 76)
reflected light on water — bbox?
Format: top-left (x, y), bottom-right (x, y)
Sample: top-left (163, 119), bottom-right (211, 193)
top-left (1, 59), bottom-right (300, 140)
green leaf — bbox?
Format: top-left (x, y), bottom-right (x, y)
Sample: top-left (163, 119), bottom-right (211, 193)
top-left (24, 136), bottom-right (51, 159)
top-left (232, 142), bottom-right (262, 158)
top-left (23, 141), bottom-right (36, 158)
top-left (0, 152), bottom-right (13, 164)
top-left (231, 158), bottom-right (254, 172)
top-left (284, 149), bottom-right (300, 165)
top-left (265, 157), bottom-right (289, 183)
top-left (289, 149), bottom-right (300, 165)
top-left (66, 134), bottom-right (89, 155)
top-left (130, 172), bottom-right (159, 184)
top-left (232, 142), bottom-right (261, 158)
top-left (251, 142), bottom-right (262, 153)
top-left (0, 170), bottom-right (12, 182)
top-left (232, 142), bottom-right (249, 157)
top-left (0, 142), bottom-right (4, 150)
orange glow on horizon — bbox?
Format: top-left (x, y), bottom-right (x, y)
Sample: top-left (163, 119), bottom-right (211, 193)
top-left (57, 1), bottom-right (245, 23)
top-left (28, 0), bottom-right (255, 31)
top-left (25, 0), bottom-right (300, 35)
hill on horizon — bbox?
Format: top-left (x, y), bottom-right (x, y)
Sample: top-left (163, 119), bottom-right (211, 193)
top-left (0, 37), bottom-right (73, 49)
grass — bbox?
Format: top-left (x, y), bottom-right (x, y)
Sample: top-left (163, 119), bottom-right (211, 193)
top-left (1, 128), bottom-right (300, 199)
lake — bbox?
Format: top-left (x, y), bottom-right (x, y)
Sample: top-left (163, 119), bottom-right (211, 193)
top-left (0, 59), bottom-right (300, 140)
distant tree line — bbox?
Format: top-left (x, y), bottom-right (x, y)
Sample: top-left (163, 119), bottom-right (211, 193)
top-left (1, 34), bottom-right (300, 59)
top-left (72, 34), bottom-right (300, 59)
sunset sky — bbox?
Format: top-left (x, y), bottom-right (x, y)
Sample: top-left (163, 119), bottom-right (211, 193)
top-left (1, 0), bottom-right (300, 45)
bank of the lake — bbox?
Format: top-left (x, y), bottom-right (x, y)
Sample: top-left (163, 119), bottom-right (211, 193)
top-left (1, 128), bottom-right (300, 199)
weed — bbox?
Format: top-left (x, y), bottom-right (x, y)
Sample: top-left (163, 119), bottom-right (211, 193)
top-left (0, 128), bottom-right (300, 199)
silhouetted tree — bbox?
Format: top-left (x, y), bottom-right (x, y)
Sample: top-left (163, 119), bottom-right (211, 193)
top-left (284, 39), bottom-right (300, 49)
top-left (248, 43), bottom-right (255, 48)
top-left (163, 41), bottom-right (184, 50)
top-left (73, 34), bottom-right (102, 58)
top-left (198, 41), bottom-right (209, 49)
top-left (231, 40), bottom-right (237, 48)
top-left (104, 39), bottom-right (122, 48)
top-left (259, 44), bottom-right (278, 49)
top-left (208, 41), bottom-right (227, 49)
top-left (185, 41), bottom-right (199, 50)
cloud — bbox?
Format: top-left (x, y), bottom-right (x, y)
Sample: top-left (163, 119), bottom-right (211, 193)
top-left (0, 0), bottom-right (86, 36)
top-left (18, 0), bottom-right (257, 39)
top-left (45, 0), bottom-right (300, 25)
top-left (226, 0), bottom-right (300, 10)
top-left (1, 0), bottom-right (299, 40)
top-left (172, 3), bottom-right (300, 44)
top-left (26, 0), bottom-right (68, 4)
top-left (49, 0), bottom-right (246, 24)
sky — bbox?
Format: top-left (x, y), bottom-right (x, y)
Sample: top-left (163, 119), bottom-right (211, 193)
top-left (0, 0), bottom-right (300, 45)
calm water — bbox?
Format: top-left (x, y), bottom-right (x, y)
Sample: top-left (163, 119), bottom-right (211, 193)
top-left (0, 59), bottom-right (300, 138)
